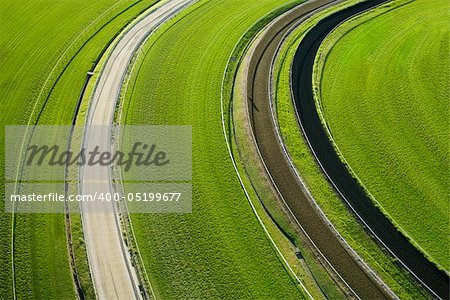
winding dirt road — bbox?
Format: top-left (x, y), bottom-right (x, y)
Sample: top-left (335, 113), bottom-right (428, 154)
top-left (290, 1), bottom-right (450, 299)
top-left (240, 0), bottom-right (392, 299)
top-left (79, 1), bottom-right (193, 299)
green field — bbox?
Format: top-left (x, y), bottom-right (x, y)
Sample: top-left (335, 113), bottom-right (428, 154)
top-left (315, 0), bottom-right (449, 270)
top-left (3, 0), bottom-right (447, 298)
top-left (0, 0), bottom-right (158, 298)
top-left (273, 1), bottom-right (428, 298)
top-left (120, 0), bottom-right (310, 299)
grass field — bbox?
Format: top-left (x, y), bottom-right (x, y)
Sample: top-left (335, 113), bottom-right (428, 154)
top-left (273, 1), bottom-right (428, 298)
top-left (3, 0), bottom-right (446, 297)
top-left (0, 0), bottom-right (158, 298)
top-left (315, 0), bottom-right (449, 270)
top-left (120, 0), bottom-right (312, 299)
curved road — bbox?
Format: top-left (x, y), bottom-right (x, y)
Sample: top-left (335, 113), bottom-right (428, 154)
top-left (291, 1), bottom-right (450, 299)
top-left (79, 1), bottom-right (193, 299)
top-left (241, 0), bottom-right (390, 299)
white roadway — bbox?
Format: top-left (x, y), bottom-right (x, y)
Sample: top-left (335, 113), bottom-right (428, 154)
top-left (79, 0), bottom-right (193, 299)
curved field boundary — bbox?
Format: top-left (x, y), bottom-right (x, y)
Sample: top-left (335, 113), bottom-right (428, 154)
top-left (111, 2), bottom-right (204, 299)
top-left (77, 1), bottom-right (194, 299)
top-left (227, 3), bottom-right (360, 298)
top-left (238, 0), bottom-right (394, 298)
top-left (218, 2), bottom-right (327, 299)
top-left (312, 0), bottom-right (448, 271)
top-left (266, 2), bottom-right (402, 298)
top-left (232, 1), bottom-right (362, 298)
top-left (290, 0), bottom-right (450, 298)
top-left (65, 2), bottom-right (172, 298)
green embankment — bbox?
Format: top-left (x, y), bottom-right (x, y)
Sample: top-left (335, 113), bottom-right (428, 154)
top-left (121, 0), bottom-right (310, 299)
top-left (0, 0), bottom-right (158, 298)
top-left (274, 0), bottom-right (429, 298)
top-left (315, 0), bottom-right (449, 270)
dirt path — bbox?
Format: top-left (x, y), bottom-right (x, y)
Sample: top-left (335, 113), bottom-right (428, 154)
top-left (241, 1), bottom-right (391, 299)
top-left (79, 1), bottom-right (193, 299)
top-left (290, 1), bottom-right (450, 299)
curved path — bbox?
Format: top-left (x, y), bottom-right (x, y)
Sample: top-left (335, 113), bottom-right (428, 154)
top-left (242, 0), bottom-right (390, 299)
top-left (291, 1), bottom-right (450, 299)
top-left (79, 1), bottom-right (193, 299)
